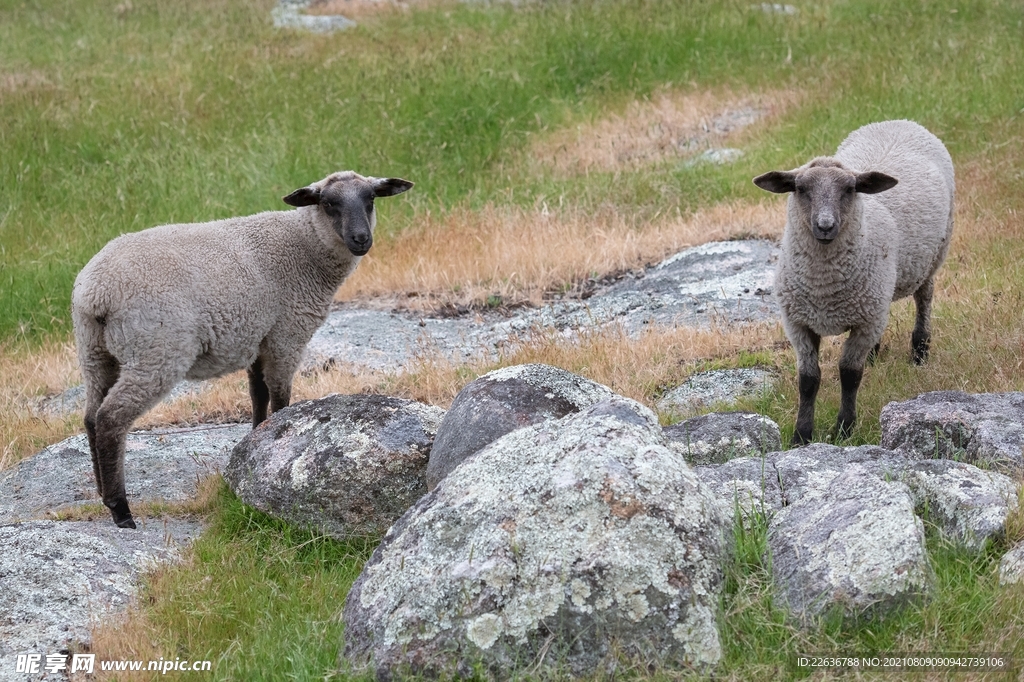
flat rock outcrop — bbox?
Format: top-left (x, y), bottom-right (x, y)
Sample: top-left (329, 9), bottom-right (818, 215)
top-left (226, 394), bottom-right (445, 539)
top-left (342, 397), bottom-right (728, 679)
top-left (426, 363), bottom-right (615, 490)
top-left (303, 239), bottom-right (778, 373)
top-left (881, 391), bottom-right (1024, 473)
top-left (0, 424), bottom-right (249, 522)
top-left (0, 519), bottom-right (199, 679)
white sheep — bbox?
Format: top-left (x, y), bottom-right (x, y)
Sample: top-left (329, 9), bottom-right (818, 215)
top-left (753, 120), bottom-right (954, 445)
top-left (72, 171), bottom-right (413, 527)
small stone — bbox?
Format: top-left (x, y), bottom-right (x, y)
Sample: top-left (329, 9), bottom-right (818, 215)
top-left (658, 369), bottom-right (776, 417)
top-left (663, 412), bottom-right (781, 465)
top-left (999, 543), bottom-right (1024, 586)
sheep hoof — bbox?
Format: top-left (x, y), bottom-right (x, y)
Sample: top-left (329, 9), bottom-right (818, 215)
top-left (790, 430), bottom-right (813, 447)
top-left (108, 499), bottom-right (136, 529)
top-left (834, 420), bottom-right (855, 442)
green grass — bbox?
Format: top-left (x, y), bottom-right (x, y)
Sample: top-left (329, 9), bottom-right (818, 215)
top-left (3, 0), bottom-right (1023, 341)
top-left (109, 484), bottom-right (377, 681)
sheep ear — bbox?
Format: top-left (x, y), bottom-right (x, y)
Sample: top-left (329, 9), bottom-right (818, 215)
top-left (282, 186), bottom-right (322, 207)
top-left (370, 177), bottom-right (414, 198)
top-left (753, 171), bottom-right (797, 194)
top-left (855, 171), bottom-right (898, 194)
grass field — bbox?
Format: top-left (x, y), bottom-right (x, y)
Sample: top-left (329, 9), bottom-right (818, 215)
top-left (2, 0), bottom-right (1024, 679)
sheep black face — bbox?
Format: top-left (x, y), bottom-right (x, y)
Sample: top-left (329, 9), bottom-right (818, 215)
top-left (283, 173), bottom-right (414, 256)
top-left (754, 164), bottom-right (898, 244)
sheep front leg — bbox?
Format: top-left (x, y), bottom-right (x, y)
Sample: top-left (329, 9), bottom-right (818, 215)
top-left (259, 353), bottom-right (299, 422)
top-left (836, 329), bottom-right (878, 440)
top-left (247, 357), bottom-right (271, 427)
top-left (790, 325), bottom-right (821, 446)
top-left (912, 276), bottom-right (934, 364)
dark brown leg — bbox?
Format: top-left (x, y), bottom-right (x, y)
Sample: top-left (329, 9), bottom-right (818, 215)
top-left (247, 357), bottom-right (271, 427)
top-left (912, 277), bottom-right (934, 365)
top-left (791, 327), bottom-right (821, 446)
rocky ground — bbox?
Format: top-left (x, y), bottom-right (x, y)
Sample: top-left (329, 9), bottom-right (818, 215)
top-left (4, 237), bottom-right (1023, 679)
top-left (2, 239), bottom-right (778, 681)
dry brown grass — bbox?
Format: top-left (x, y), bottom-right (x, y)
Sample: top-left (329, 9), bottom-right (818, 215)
top-left (0, 341), bottom-right (83, 470)
top-left (339, 199), bottom-right (785, 310)
top-left (0, 70), bottom-right (52, 93)
top-left (528, 87), bottom-right (804, 176)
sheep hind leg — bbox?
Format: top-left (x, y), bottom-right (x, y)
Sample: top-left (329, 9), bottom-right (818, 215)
top-left (82, 348), bottom-right (119, 497)
top-left (791, 326), bottom-right (821, 447)
top-left (912, 277), bottom-right (934, 365)
top-left (93, 366), bottom-right (181, 528)
top-left (835, 329), bottom-right (877, 440)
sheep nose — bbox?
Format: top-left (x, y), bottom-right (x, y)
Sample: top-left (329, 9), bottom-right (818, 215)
top-left (815, 215), bottom-right (835, 230)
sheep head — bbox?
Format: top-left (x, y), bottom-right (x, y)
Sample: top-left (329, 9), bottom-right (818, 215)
top-left (283, 172), bottom-right (414, 256)
top-left (753, 159), bottom-right (897, 244)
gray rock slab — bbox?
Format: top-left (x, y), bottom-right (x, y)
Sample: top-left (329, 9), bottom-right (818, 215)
top-left (303, 239), bottom-right (779, 374)
top-left (657, 368), bottom-right (776, 417)
top-left (768, 465), bottom-right (932, 621)
top-left (272, 0), bottom-right (356, 32)
top-left (663, 412), bottom-right (781, 466)
top-left (225, 394), bottom-right (445, 539)
top-left (342, 397), bottom-right (728, 678)
top-left (33, 379), bottom-right (212, 419)
top-left (880, 391), bottom-right (1024, 473)
top-left (902, 460), bottom-right (1019, 551)
top-left (695, 455), bottom-right (783, 523)
top-left (0, 424), bottom-right (250, 523)
top-left (0, 519), bottom-right (199, 675)
top-left (426, 363), bottom-right (615, 490)
top-left (770, 443), bottom-right (909, 506)
top-left (999, 542), bottom-right (1024, 586)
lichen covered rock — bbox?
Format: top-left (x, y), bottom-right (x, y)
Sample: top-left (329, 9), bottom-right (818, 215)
top-left (768, 465), bottom-right (931, 621)
top-left (999, 542), bottom-right (1024, 586)
top-left (880, 391), bottom-right (1024, 473)
top-left (225, 394), bottom-right (445, 539)
top-left (902, 460), bottom-right (1019, 550)
top-left (342, 397), bottom-right (728, 679)
top-left (771, 443), bottom-right (907, 505)
top-left (425, 363), bottom-right (615, 490)
top-left (663, 412), bottom-right (781, 465)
